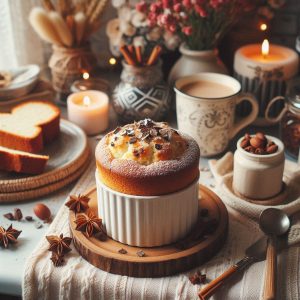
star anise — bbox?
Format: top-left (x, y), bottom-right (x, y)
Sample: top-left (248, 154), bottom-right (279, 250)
top-left (50, 252), bottom-right (65, 267)
top-left (189, 270), bottom-right (206, 285)
top-left (0, 224), bottom-right (22, 248)
top-left (65, 194), bottom-right (90, 213)
top-left (46, 234), bottom-right (72, 255)
top-left (75, 212), bottom-right (103, 237)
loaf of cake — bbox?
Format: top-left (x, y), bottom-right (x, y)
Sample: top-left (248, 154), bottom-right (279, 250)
top-left (96, 119), bottom-right (200, 196)
top-left (0, 101), bottom-right (60, 153)
top-left (0, 146), bottom-right (49, 174)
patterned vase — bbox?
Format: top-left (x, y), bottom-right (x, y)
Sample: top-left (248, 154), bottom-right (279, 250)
top-left (112, 61), bottom-right (171, 123)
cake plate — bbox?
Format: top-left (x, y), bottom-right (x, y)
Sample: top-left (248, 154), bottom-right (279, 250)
top-left (69, 184), bottom-right (228, 278)
top-left (0, 120), bottom-right (90, 202)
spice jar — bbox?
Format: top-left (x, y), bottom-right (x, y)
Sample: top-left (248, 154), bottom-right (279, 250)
top-left (233, 135), bottom-right (285, 200)
top-left (265, 78), bottom-right (300, 159)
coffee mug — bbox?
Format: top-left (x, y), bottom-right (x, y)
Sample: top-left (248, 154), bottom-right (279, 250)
top-left (174, 73), bottom-right (259, 156)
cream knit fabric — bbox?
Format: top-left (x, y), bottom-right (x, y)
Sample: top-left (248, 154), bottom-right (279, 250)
top-left (23, 157), bottom-right (300, 300)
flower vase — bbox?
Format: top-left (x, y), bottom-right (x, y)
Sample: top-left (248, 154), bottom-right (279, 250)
top-left (49, 44), bottom-right (97, 103)
top-left (168, 44), bottom-right (228, 85)
top-left (112, 61), bottom-right (171, 123)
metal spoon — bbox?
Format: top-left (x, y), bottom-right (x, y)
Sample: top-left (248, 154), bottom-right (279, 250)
top-left (259, 208), bottom-right (290, 300)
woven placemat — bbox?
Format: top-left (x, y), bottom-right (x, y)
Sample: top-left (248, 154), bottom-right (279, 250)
top-left (0, 120), bottom-right (89, 193)
top-left (0, 158), bottom-right (90, 203)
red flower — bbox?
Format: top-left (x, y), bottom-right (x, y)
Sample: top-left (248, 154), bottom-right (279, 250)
top-left (150, 3), bottom-right (161, 13)
top-left (136, 1), bottom-right (148, 13)
top-left (182, 0), bottom-right (192, 9)
top-left (173, 3), bottom-right (182, 13)
top-left (182, 26), bottom-right (193, 36)
top-left (195, 5), bottom-right (208, 17)
top-left (210, 0), bottom-right (227, 9)
top-left (162, 0), bottom-right (172, 9)
top-left (168, 24), bottom-right (177, 33)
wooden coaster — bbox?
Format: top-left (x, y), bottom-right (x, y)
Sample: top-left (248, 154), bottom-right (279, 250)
top-left (0, 120), bottom-right (88, 194)
top-left (69, 185), bottom-right (228, 278)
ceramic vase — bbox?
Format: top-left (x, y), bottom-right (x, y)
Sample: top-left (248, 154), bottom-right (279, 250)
top-left (112, 61), bottom-right (171, 123)
top-left (49, 44), bottom-right (97, 102)
top-left (168, 44), bottom-right (228, 86)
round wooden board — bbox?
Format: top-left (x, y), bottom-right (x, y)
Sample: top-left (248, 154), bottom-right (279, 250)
top-left (69, 185), bottom-right (228, 278)
top-left (0, 119), bottom-right (88, 194)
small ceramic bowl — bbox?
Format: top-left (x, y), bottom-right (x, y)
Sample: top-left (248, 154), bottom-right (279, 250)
top-left (0, 64), bottom-right (40, 101)
top-left (95, 171), bottom-right (199, 247)
top-left (233, 135), bottom-right (285, 200)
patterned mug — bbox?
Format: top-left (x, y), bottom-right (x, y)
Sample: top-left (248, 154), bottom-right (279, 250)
top-left (174, 73), bottom-right (259, 157)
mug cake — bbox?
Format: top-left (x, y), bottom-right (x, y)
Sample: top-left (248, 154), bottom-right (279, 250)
top-left (95, 119), bottom-right (200, 247)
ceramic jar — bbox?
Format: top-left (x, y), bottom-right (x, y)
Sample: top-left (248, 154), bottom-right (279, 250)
top-left (168, 44), bottom-right (228, 85)
top-left (112, 61), bottom-right (171, 123)
top-left (233, 135), bottom-right (285, 200)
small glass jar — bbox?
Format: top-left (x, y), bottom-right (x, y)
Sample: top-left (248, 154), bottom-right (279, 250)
top-left (265, 78), bottom-right (300, 159)
top-left (280, 79), bottom-right (300, 158)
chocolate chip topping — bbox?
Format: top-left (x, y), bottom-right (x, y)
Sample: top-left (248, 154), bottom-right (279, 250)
top-left (150, 129), bottom-right (158, 137)
top-left (113, 127), bottom-right (121, 134)
top-left (129, 137), bottom-right (137, 144)
top-left (113, 119), bottom-right (179, 145)
top-left (155, 144), bottom-right (162, 150)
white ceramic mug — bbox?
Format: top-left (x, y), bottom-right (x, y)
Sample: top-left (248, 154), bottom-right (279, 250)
top-left (174, 73), bottom-right (259, 156)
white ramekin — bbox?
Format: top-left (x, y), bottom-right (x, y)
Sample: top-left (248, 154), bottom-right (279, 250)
top-left (233, 135), bottom-right (285, 200)
top-left (95, 171), bottom-right (199, 247)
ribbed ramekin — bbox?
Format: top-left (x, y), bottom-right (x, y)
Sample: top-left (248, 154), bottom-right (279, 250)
top-left (95, 171), bottom-right (199, 247)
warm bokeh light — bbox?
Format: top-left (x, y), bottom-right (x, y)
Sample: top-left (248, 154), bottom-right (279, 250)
top-left (260, 23), bottom-right (267, 31)
top-left (109, 57), bottom-right (117, 65)
top-left (83, 96), bottom-right (91, 107)
top-left (262, 39), bottom-right (269, 58)
top-left (82, 72), bottom-right (89, 80)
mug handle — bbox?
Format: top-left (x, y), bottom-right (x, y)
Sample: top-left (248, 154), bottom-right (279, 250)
top-left (265, 96), bottom-right (288, 124)
top-left (229, 93), bottom-right (259, 139)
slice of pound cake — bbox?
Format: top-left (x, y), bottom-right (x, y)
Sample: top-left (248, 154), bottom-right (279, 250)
top-left (0, 146), bottom-right (49, 174)
top-left (0, 101), bottom-right (60, 153)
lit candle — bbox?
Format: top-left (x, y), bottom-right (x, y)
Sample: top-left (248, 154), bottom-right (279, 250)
top-left (67, 90), bottom-right (109, 135)
top-left (82, 72), bottom-right (90, 80)
top-left (234, 41), bottom-right (299, 125)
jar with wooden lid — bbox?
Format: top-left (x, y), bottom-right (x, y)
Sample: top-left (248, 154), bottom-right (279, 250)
top-left (265, 78), bottom-right (300, 159)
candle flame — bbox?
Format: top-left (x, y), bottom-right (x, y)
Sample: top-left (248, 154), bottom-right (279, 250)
top-left (262, 39), bottom-right (269, 58)
top-left (83, 96), bottom-right (91, 107)
top-left (82, 72), bottom-right (89, 80)
top-left (260, 23), bottom-right (267, 31)
top-left (109, 57), bottom-right (117, 65)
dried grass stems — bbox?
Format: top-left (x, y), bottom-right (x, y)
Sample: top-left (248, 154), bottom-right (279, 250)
top-left (30, 0), bottom-right (108, 48)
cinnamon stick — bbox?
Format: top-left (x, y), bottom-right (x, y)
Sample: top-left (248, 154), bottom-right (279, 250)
top-left (146, 45), bottom-right (162, 66)
top-left (135, 46), bottom-right (143, 65)
top-left (120, 46), bottom-right (136, 66)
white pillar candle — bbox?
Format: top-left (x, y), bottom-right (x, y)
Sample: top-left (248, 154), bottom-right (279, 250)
top-left (67, 90), bottom-right (109, 135)
top-left (234, 40), bottom-right (299, 125)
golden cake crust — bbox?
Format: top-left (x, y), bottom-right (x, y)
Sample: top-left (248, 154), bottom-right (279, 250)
top-left (95, 119), bottom-right (200, 196)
